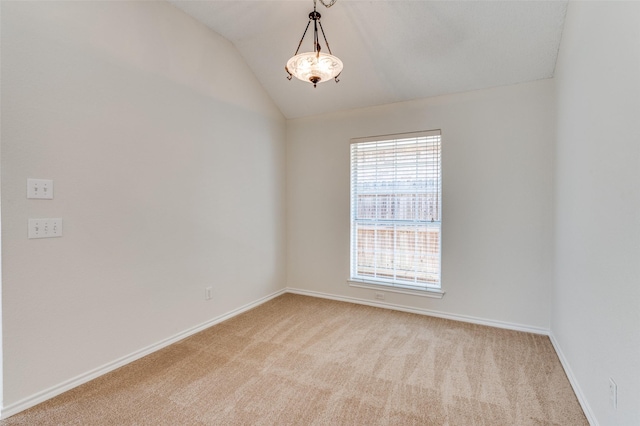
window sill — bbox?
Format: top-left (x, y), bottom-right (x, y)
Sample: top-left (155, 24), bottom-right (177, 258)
top-left (347, 280), bottom-right (445, 299)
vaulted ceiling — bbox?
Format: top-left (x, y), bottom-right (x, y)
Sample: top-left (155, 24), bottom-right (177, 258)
top-left (169, 1), bottom-right (568, 119)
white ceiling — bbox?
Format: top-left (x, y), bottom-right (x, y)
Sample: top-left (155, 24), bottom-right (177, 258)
top-left (169, 1), bottom-right (568, 119)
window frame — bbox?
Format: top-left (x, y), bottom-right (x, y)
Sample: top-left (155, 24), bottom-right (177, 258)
top-left (348, 130), bottom-right (444, 298)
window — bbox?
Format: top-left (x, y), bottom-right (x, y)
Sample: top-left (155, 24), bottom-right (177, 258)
top-left (349, 130), bottom-right (442, 292)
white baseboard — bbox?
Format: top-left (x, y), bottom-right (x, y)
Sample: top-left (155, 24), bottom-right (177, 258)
top-left (1, 288), bottom-right (286, 419)
top-left (286, 287), bottom-right (550, 335)
top-left (549, 333), bottom-right (598, 426)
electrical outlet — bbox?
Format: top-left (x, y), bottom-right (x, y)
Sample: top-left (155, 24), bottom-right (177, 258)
top-left (28, 218), bottom-right (62, 239)
top-left (609, 378), bottom-right (617, 409)
top-left (205, 287), bottom-right (213, 301)
top-left (27, 178), bottom-right (54, 199)
top-left (375, 292), bottom-right (385, 300)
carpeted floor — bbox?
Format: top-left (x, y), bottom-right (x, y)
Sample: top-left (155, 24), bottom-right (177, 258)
top-left (2, 294), bottom-right (588, 425)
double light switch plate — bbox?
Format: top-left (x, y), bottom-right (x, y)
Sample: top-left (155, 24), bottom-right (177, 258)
top-left (27, 178), bottom-right (54, 199)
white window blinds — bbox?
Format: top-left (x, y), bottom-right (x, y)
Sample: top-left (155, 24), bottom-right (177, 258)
top-left (350, 130), bottom-right (442, 290)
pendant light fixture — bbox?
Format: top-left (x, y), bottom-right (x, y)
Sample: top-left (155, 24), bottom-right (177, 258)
top-left (285, 0), bottom-right (343, 88)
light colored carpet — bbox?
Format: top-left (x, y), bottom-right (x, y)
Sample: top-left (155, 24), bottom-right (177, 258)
top-left (2, 294), bottom-right (587, 425)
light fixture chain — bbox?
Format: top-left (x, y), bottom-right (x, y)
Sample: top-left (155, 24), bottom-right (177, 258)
top-left (317, 0), bottom-right (337, 8)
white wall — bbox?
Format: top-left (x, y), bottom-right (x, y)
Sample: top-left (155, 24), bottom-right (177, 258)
top-left (1, 1), bottom-right (286, 409)
top-left (553, 2), bottom-right (640, 425)
top-left (286, 79), bottom-right (555, 330)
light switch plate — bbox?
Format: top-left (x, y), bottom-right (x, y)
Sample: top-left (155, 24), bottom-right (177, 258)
top-left (27, 179), bottom-right (54, 199)
top-left (28, 218), bottom-right (62, 239)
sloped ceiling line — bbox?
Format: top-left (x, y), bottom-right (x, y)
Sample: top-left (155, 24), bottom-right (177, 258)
top-left (168, 1), bottom-right (568, 119)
